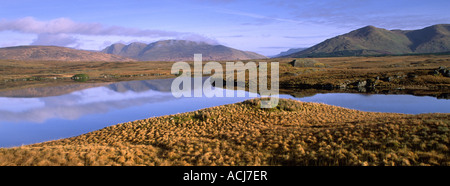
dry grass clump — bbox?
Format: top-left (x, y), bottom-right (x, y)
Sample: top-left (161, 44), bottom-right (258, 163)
top-left (0, 98), bottom-right (449, 166)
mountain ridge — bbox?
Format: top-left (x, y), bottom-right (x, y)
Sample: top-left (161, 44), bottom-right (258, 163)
top-left (102, 40), bottom-right (267, 61)
top-left (271, 48), bottom-right (307, 58)
top-left (283, 24), bottom-right (450, 58)
top-left (0, 45), bottom-right (134, 62)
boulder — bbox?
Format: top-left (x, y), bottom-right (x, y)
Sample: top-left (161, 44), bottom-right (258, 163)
top-left (357, 80), bottom-right (367, 87)
top-left (431, 66), bottom-right (449, 76)
top-left (289, 59), bottom-right (318, 67)
top-left (338, 83), bottom-right (347, 89)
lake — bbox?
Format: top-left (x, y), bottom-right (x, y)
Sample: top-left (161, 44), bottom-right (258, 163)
top-left (0, 78), bottom-right (449, 147)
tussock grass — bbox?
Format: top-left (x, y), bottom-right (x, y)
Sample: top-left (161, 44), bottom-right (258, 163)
top-left (0, 98), bottom-right (448, 166)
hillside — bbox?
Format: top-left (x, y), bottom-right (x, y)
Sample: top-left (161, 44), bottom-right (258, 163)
top-left (284, 24), bottom-right (450, 58)
top-left (0, 46), bottom-right (134, 62)
top-left (102, 40), bottom-right (267, 61)
top-left (0, 98), bottom-right (448, 166)
top-left (404, 24), bottom-right (450, 53)
top-left (271, 48), bottom-right (307, 58)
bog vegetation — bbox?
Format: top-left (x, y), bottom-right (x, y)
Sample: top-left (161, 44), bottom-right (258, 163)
top-left (0, 98), bottom-right (448, 166)
top-left (1, 55), bottom-right (449, 93)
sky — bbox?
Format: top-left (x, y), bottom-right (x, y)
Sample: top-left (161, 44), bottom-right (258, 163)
top-left (0, 0), bottom-right (449, 56)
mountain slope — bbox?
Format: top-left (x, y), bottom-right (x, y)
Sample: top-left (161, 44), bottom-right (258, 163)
top-left (0, 46), bottom-right (134, 62)
top-left (102, 40), bottom-right (267, 61)
top-left (271, 48), bottom-right (307, 58)
top-left (285, 24), bottom-right (450, 57)
top-left (404, 24), bottom-right (450, 53)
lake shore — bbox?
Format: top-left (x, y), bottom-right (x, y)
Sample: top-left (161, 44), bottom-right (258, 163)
top-left (1, 98), bottom-right (448, 166)
top-left (1, 55), bottom-right (449, 97)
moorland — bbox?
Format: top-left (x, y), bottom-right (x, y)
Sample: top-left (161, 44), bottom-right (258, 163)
top-left (1, 54), bottom-right (449, 97)
top-left (0, 98), bottom-right (448, 166)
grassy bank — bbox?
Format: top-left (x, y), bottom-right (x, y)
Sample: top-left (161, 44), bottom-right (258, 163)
top-left (274, 55), bottom-right (450, 91)
top-left (0, 98), bottom-right (448, 166)
top-left (0, 60), bottom-right (175, 91)
top-left (1, 55), bottom-right (449, 93)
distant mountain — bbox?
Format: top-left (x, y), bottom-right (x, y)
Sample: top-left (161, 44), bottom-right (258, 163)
top-left (102, 40), bottom-right (267, 61)
top-left (283, 24), bottom-right (450, 57)
top-left (271, 48), bottom-right (307, 58)
top-left (0, 46), bottom-right (134, 62)
top-left (403, 24), bottom-right (450, 53)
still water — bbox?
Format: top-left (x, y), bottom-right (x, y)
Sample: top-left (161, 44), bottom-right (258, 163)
top-left (0, 78), bottom-right (448, 147)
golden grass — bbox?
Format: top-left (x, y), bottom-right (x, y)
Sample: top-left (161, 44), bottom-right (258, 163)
top-left (0, 98), bottom-right (448, 166)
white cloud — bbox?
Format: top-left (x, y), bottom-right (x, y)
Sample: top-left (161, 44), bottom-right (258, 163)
top-left (31, 33), bottom-right (79, 47)
top-left (0, 17), bottom-right (218, 48)
top-left (0, 17), bottom-right (179, 36)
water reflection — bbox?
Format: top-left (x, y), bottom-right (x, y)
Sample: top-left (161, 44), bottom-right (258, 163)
top-left (0, 87), bottom-right (176, 123)
top-left (0, 77), bottom-right (239, 123)
top-left (0, 78), bottom-right (448, 147)
top-left (290, 93), bottom-right (450, 114)
top-left (0, 78), bottom-right (257, 147)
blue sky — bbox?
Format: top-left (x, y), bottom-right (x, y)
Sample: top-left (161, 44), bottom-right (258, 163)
top-left (0, 0), bottom-right (449, 56)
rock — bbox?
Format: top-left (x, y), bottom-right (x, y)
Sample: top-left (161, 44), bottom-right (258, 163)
top-left (338, 83), bottom-right (347, 89)
top-left (289, 60), bottom-right (297, 67)
top-left (431, 66), bottom-right (449, 76)
top-left (289, 59), bottom-right (318, 67)
top-left (357, 80), bottom-right (367, 87)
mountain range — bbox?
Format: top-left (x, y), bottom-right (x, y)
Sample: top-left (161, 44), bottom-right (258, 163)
top-left (0, 24), bottom-right (448, 61)
top-left (282, 24), bottom-right (450, 58)
top-left (102, 40), bottom-right (267, 61)
top-left (0, 46), bottom-right (133, 62)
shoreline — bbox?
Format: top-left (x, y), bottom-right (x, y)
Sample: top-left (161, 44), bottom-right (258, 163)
top-left (0, 98), bottom-right (448, 166)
